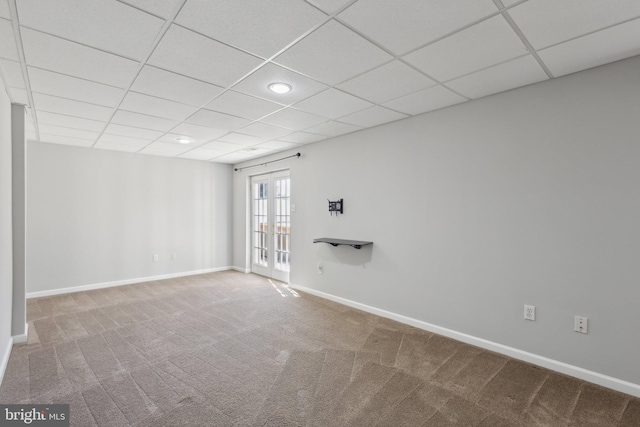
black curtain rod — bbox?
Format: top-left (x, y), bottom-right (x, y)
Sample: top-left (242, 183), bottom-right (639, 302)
top-left (234, 152), bottom-right (301, 172)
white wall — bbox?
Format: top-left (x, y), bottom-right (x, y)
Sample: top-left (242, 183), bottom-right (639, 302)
top-left (0, 78), bottom-right (13, 383)
top-left (27, 142), bottom-right (233, 293)
top-left (233, 56), bottom-right (640, 389)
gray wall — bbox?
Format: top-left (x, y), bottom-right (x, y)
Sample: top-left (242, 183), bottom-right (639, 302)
top-left (27, 142), bottom-right (233, 293)
top-left (233, 56), bottom-right (640, 386)
top-left (11, 104), bottom-right (25, 337)
top-left (0, 72), bottom-right (13, 379)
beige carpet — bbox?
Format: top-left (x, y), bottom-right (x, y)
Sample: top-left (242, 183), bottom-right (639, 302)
top-left (0, 271), bottom-right (638, 426)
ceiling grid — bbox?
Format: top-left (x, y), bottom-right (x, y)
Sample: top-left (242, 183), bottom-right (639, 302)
top-left (0, 0), bottom-right (638, 163)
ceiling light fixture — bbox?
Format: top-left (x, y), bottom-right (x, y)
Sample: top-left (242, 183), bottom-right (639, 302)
top-left (268, 82), bottom-right (292, 94)
top-left (176, 137), bottom-right (190, 144)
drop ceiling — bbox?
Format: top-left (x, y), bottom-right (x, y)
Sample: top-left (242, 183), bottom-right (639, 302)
top-left (1, 0), bottom-right (639, 164)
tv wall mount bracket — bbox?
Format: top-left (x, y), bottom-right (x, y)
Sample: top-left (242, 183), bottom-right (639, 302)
top-left (328, 198), bottom-right (343, 215)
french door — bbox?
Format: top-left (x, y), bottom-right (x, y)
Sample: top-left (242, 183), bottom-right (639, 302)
top-left (251, 170), bottom-right (291, 282)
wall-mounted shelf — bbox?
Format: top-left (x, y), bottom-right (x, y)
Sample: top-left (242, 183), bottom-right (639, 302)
top-left (313, 238), bottom-right (373, 249)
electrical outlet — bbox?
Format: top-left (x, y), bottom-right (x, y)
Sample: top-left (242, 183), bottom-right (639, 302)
top-left (574, 316), bottom-right (588, 334)
top-left (153, 254), bottom-right (159, 262)
top-left (171, 253), bottom-right (177, 260)
top-left (524, 305), bottom-right (535, 321)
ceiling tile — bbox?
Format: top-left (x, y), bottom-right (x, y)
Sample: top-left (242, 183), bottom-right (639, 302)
top-left (0, 18), bottom-right (18, 61)
top-left (278, 132), bottom-right (327, 144)
top-left (148, 24), bottom-right (263, 87)
top-left (0, 59), bottom-right (25, 88)
top-left (185, 109), bottom-right (250, 131)
top-left (176, 0), bottom-right (326, 58)
top-left (97, 133), bottom-right (150, 146)
top-left (8, 87), bottom-right (28, 105)
top-left (119, 0), bottom-right (183, 19)
top-left (382, 85), bottom-right (467, 115)
top-left (17, 0), bottom-right (165, 60)
top-left (232, 63), bottom-right (328, 104)
top-left (337, 0), bottom-right (498, 55)
top-left (139, 141), bottom-right (191, 156)
top-left (205, 90), bottom-right (283, 120)
top-left (139, 149), bottom-right (183, 157)
top-left (111, 110), bottom-right (177, 132)
top-left (403, 15), bottom-right (528, 82)
top-left (155, 133), bottom-right (212, 146)
top-left (201, 140), bottom-right (244, 151)
top-left (305, 0), bottom-right (352, 14)
top-left (274, 20), bottom-right (392, 85)
top-left (28, 67), bottom-right (124, 107)
top-left (94, 141), bottom-right (143, 153)
top-left (500, 0), bottom-right (521, 6)
top-left (39, 133), bottom-right (94, 147)
top-left (237, 147), bottom-right (273, 157)
top-left (214, 151), bottom-right (258, 164)
top-left (0, 1), bottom-right (10, 19)
top-left (21, 28), bottom-right (140, 88)
top-left (244, 147), bottom-right (279, 157)
top-left (170, 122), bottom-right (229, 141)
top-left (237, 122), bottom-right (292, 140)
top-left (32, 93), bottom-right (113, 121)
top-left (304, 120), bottom-right (362, 137)
top-left (139, 141), bottom-right (184, 151)
top-left (446, 55), bottom-right (548, 99)
top-left (260, 108), bottom-right (328, 131)
top-left (256, 140), bottom-right (299, 150)
top-left (103, 123), bottom-right (164, 141)
top-left (130, 65), bottom-right (224, 107)
top-left (508, 0), bottom-right (640, 49)
top-left (37, 111), bottom-right (106, 132)
top-left (337, 60), bottom-right (436, 103)
top-left (179, 147), bottom-right (226, 161)
top-left (538, 18), bottom-right (640, 77)
top-left (38, 124), bottom-right (99, 141)
top-left (216, 133), bottom-right (264, 146)
top-left (338, 105), bottom-right (408, 127)
top-left (120, 92), bottom-right (198, 121)
top-left (293, 88), bottom-right (373, 119)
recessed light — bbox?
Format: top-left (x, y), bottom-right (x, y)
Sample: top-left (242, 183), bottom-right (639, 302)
top-left (176, 137), bottom-right (190, 144)
top-left (268, 82), bottom-right (292, 94)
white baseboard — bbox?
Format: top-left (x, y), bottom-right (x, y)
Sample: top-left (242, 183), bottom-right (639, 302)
top-left (26, 267), bottom-right (233, 299)
top-left (0, 336), bottom-right (13, 388)
top-left (12, 323), bottom-right (28, 344)
top-left (291, 284), bottom-right (640, 398)
top-left (231, 266), bottom-right (251, 273)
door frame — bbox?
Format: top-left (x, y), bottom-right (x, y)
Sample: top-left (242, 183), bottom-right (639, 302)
top-left (249, 169), bottom-right (291, 283)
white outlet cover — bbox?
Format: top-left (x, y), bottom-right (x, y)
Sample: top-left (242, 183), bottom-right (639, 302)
top-left (524, 305), bottom-right (535, 321)
top-left (574, 315), bottom-right (588, 334)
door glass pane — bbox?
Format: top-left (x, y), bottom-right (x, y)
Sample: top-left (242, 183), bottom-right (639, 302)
top-left (274, 177), bottom-right (291, 272)
top-left (252, 181), bottom-right (268, 267)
